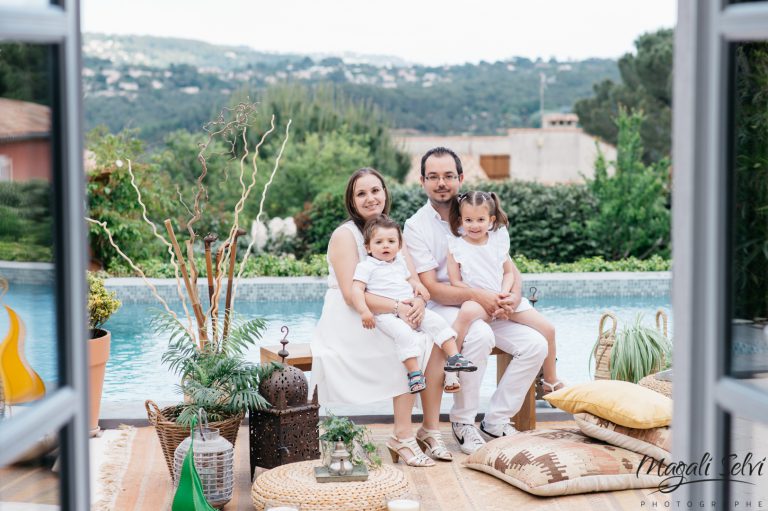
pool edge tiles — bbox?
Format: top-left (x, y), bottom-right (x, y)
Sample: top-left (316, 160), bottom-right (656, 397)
top-left (104, 272), bottom-right (671, 303)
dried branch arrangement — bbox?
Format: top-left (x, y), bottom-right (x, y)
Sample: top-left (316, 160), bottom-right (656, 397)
top-left (86, 102), bottom-right (292, 352)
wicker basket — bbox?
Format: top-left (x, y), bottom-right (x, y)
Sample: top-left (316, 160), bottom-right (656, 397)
top-left (593, 312), bottom-right (617, 380)
top-left (145, 400), bottom-right (243, 477)
top-left (593, 310), bottom-right (669, 381)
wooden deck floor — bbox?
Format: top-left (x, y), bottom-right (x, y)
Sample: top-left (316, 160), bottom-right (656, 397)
top-left (1, 421), bottom-right (669, 510)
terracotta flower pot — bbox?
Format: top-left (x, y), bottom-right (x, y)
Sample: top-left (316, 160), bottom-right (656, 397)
top-left (88, 328), bottom-right (111, 435)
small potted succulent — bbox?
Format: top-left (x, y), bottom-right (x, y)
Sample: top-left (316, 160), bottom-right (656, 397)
top-left (87, 271), bottom-right (121, 434)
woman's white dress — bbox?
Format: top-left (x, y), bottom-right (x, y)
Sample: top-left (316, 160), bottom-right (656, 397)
top-left (310, 221), bottom-right (432, 406)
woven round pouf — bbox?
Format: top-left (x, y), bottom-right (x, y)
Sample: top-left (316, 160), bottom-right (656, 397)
top-left (639, 371), bottom-right (673, 398)
top-left (252, 460), bottom-right (410, 511)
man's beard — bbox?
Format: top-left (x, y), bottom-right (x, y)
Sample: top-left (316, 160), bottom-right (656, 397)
top-left (430, 189), bottom-right (455, 206)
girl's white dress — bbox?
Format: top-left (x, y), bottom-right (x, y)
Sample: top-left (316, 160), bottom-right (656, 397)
top-left (447, 229), bottom-right (533, 312)
top-left (309, 221), bottom-right (432, 406)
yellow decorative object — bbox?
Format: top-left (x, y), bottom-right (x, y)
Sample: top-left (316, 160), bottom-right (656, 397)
top-left (543, 380), bottom-right (671, 429)
top-left (0, 305), bottom-right (46, 404)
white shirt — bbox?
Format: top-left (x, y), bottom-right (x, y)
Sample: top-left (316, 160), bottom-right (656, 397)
top-left (404, 201), bottom-right (510, 283)
top-left (447, 234), bottom-right (510, 292)
top-left (353, 253), bottom-right (414, 301)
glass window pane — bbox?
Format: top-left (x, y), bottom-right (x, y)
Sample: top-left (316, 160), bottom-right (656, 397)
top-left (728, 42), bottom-right (768, 382)
top-left (0, 427), bottom-right (62, 508)
top-left (0, 42), bottom-right (60, 415)
top-left (727, 415), bottom-right (768, 504)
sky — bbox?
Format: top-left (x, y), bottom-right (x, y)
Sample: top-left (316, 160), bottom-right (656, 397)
top-left (80, 0), bottom-right (676, 66)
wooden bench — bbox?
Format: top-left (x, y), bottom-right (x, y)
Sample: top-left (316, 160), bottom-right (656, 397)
top-left (260, 344), bottom-right (537, 431)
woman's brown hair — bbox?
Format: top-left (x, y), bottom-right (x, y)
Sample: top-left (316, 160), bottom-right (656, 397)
top-left (448, 190), bottom-right (509, 237)
top-left (344, 167), bottom-right (391, 231)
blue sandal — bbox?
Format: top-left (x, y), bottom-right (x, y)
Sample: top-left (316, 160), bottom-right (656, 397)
top-left (407, 371), bottom-right (426, 394)
top-left (445, 354), bottom-right (478, 372)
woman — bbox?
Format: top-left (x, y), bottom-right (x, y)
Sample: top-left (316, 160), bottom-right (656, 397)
top-left (310, 168), bottom-right (452, 467)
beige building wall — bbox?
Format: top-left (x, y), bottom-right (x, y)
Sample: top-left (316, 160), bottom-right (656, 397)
top-left (397, 125), bottom-right (616, 185)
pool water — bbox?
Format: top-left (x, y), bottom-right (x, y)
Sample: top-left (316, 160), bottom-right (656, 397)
top-left (1, 285), bottom-right (672, 407)
top-left (108, 296), bottom-right (672, 404)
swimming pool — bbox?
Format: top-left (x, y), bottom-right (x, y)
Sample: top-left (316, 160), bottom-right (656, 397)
top-left (1, 284), bottom-right (672, 409)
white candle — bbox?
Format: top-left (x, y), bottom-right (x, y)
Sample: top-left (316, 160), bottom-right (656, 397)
top-left (387, 499), bottom-right (420, 511)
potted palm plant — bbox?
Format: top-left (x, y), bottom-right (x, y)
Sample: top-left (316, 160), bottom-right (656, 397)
top-left (87, 271), bottom-right (121, 434)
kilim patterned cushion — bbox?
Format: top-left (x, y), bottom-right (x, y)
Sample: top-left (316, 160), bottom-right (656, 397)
top-left (574, 412), bottom-right (671, 462)
top-left (463, 429), bottom-right (664, 496)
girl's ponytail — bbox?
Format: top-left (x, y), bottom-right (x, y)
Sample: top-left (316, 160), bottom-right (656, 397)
top-left (489, 192), bottom-right (509, 231)
top-left (449, 195), bottom-right (463, 237)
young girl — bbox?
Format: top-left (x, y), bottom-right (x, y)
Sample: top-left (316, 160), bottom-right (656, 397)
top-left (351, 215), bottom-right (477, 394)
top-left (446, 191), bottom-right (565, 395)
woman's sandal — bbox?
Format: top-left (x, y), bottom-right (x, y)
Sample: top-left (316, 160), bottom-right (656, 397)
top-left (408, 370), bottom-right (426, 394)
top-left (386, 435), bottom-right (435, 467)
top-left (444, 353), bottom-right (478, 372)
top-left (541, 379), bottom-right (567, 395)
top-left (443, 372), bottom-right (460, 393)
top-left (416, 427), bottom-right (453, 461)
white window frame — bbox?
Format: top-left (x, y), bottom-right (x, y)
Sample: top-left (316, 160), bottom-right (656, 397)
top-left (674, 0), bottom-right (768, 505)
top-left (0, 1), bottom-right (90, 509)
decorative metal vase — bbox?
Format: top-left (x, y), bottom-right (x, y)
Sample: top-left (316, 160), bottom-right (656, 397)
top-left (327, 441), bottom-right (354, 476)
top-left (173, 411), bottom-right (234, 509)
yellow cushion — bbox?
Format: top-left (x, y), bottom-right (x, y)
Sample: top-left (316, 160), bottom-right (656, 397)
top-left (543, 380), bottom-right (672, 429)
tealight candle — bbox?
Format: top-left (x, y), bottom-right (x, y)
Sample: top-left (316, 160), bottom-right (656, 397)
top-left (387, 498), bottom-right (421, 511)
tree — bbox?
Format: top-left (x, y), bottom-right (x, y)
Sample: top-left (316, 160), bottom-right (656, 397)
top-left (731, 43), bottom-right (768, 320)
top-left (586, 109), bottom-right (670, 260)
top-left (258, 129), bottom-right (373, 217)
top-left (574, 29), bottom-right (673, 163)
top-left (0, 43), bottom-right (50, 105)
top-left (86, 127), bottom-right (173, 268)
top-left (241, 84), bottom-right (410, 183)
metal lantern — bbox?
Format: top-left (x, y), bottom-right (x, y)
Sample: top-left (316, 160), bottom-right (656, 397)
top-left (173, 411), bottom-right (234, 509)
top-left (249, 326), bottom-right (320, 477)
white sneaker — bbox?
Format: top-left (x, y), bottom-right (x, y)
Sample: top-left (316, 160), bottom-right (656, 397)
top-left (480, 420), bottom-right (519, 439)
top-left (451, 422), bottom-right (486, 455)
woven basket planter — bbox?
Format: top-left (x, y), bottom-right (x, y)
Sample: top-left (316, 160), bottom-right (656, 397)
top-left (639, 371), bottom-right (673, 399)
top-left (593, 312), bottom-right (618, 380)
top-left (593, 310), bottom-right (669, 381)
top-left (145, 400), bottom-right (243, 477)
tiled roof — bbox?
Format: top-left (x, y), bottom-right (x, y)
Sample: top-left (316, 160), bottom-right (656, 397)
top-left (0, 98), bottom-right (51, 141)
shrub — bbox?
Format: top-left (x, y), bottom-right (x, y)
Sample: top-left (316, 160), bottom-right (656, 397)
top-left (0, 241), bottom-right (52, 262)
top-left (295, 181), bottom-right (600, 263)
top-left (87, 271), bottom-right (121, 330)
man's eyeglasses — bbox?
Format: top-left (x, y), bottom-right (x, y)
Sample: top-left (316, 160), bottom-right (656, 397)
top-left (424, 174), bottom-right (459, 183)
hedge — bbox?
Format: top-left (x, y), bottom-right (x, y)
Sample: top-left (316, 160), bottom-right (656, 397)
top-left (102, 253), bottom-right (669, 278)
top-left (295, 181), bottom-right (600, 262)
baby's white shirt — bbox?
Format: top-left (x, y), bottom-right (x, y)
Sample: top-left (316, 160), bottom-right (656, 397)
top-left (353, 253), bottom-right (415, 301)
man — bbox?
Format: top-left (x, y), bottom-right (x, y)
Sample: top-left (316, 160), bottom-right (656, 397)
top-left (403, 146), bottom-right (548, 454)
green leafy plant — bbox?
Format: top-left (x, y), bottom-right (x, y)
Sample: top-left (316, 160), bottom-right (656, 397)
top-left (591, 314), bottom-right (672, 383)
top-left (319, 414), bottom-right (381, 468)
top-left (87, 272), bottom-right (121, 332)
top-left (153, 312), bottom-right (276, 425)
top-left (586, 108), bottom-right (671, 260)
